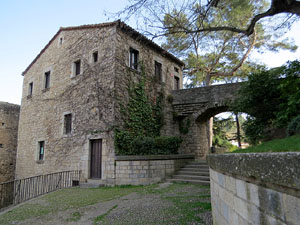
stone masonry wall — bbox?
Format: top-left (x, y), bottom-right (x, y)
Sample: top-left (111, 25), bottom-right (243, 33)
top-left (207, 153), bottom-right (300, 225)
top-left (16, 26), bottom-right (118, 182)
top-left (0, 102), bottom-right (20, 183)
top-left (113, 27), bottom-right (184, 138)
top-left (115, 155), bottom-right (194, 185)
top-left (16, 22), bottom-right (185, 185)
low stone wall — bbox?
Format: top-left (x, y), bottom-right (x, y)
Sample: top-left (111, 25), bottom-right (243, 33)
top-left (115, 154), bottom-right (194, 185)
top-left (207, 153), bottom-right (300, 225)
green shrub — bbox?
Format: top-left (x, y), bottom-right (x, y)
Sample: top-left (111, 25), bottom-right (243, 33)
top-left (130, 136), bottom-right (182, 155)
top-left (287, 115), bottom-right (300, 136)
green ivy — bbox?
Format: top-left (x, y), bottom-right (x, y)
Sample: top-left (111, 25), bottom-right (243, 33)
top-left (115, 64), bottom-right (181, 155)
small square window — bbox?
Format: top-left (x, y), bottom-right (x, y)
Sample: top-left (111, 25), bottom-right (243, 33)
top-left (64, 113), bottom-right (72, 134)
top-left (174, 76), bottom-right (180, 90)
top-left (28, 82), bottom-right (33, 96)
top-left (93, 51), bottom-right (98, 63)
top-left (38, 141), bottom-right (45, 161)
top-left (1, 123), bottom-right (4, 127)
top-left (155, 61), bottom-right (162, 81)
top-left (174, 67), bottom-right (179, 73)
top-left (129, 48), bottom-right (139, 70)
top-left (0, 144), bottom-right (3, 148)
top-left (74, 60), bottom-right (81, 76)
top-left (44, 71), bottom-right (50, 89)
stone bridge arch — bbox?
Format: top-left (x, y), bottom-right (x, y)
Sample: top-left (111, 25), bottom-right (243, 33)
top-left (171, 83), bottom-right (242, 159)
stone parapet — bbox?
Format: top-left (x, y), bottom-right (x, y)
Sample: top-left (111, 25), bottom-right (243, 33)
top-left (207, 153), bottom-right (300, 225)
top-left (115, 154), bottom-right (194, 185)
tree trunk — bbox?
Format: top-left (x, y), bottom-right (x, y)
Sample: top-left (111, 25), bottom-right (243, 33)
top-left (235, 112), bottom-right (242, 148)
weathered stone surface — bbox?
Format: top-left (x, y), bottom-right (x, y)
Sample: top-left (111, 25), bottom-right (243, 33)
top-left (16, 22), bottom-right (184, 185)
top-left (115, 154), bottom-right (194, 161)
top-left (207, 153), bottom-right (300, 190)
top-left (0, 102), bottom-right (20, 183)
top-left (115, 157), bottom-right (191, 185)
top-left (210, 168), bottom-right (300, 225)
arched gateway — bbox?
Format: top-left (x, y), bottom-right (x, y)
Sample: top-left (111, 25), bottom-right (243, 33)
top-left (172, 83), bottom-right (242, 159)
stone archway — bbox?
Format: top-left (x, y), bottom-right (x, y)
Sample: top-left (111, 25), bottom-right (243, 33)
top-left (171, 83), bottom-right (242, 159)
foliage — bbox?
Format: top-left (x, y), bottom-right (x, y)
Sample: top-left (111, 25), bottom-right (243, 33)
top-left (287, 116), bottom-right (300, 136)
top-left (233, 60), bottom-right (300, 143)
top-left (114, 1), bottom-right (297, 87)
top-left (231, 135), bottom-right (300, 153)
top-left (213, 116), bottom-right (236, 149)
top-left (115, 0), bottom-right (300, 38)
top-left (178, 117), bottom-right (191, 134)
top-left (115, 66), bottom-right (182, 155)
top-left (129, 136), bottom-right (182, 155)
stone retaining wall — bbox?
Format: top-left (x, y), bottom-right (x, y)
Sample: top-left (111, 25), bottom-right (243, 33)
top-left (207, 153), bottom-right (300, 225)
top-left (115, 154), bottom-right (194, 185)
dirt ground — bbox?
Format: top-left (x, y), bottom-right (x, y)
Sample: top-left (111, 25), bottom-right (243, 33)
top-left (0, 182), bottom-right (212, 225)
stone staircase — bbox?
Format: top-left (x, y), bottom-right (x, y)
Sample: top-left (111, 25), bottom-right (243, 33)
top-left (167, 160), bottom-right (210, 185)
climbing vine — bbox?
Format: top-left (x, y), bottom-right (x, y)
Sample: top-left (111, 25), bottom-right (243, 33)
top-left (115, 64), bottom-right (181, 155)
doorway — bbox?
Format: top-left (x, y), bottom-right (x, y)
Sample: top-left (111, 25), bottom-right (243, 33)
top-left (90, 139), bottom-right (102, 179)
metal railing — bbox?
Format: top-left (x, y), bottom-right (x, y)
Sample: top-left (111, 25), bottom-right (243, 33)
top-left (0, 170), bottom-right (81, 210)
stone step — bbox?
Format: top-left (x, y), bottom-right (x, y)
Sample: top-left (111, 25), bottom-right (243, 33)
top-left (177, 171), bottom-right (210, 176)
top-left (173, 175), bottom-right (210, 181)
top-left (184, 165), bottom-right (209, 169)
top-left (80, 179), bottom-right (105, 188)
top-left (188, 161), bottom-right (207, 165)
top-left (181, 168), bottom-right (209, 172)
top-left (166, 179), bottom-right (210, 186)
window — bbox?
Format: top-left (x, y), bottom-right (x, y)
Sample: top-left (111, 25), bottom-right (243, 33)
top-left (174, 76), bottom-right (180, 90)
top-left (44, 71), bottom-right (50, 89)
top-left (129, 48), bottom-right (139, 70)
top-left (64, 113), bottom-right (72, 134)
top-left (174, 67), bottom-right (179, 73)
top-left (93, 51), bottom-right (98, 63)
top-left (28, 82), bottom-right (33, 96)
top-left (0, 144), bottom-right (3, 148)
top-left (155, 61), bottom-right (162, 81)
top-left (74, 60), bottom-right (81, 76)
top-left (1, 122), bottom-right (4, 127)
top-left (38, 141), bottom-right (45, 161)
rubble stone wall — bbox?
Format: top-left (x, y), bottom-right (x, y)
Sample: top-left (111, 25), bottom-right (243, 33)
top-left (0, 102), bottom-right (20, 183)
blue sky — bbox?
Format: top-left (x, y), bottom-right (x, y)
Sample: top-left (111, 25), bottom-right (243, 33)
top-left (0, 0), bottom-right (299, 104)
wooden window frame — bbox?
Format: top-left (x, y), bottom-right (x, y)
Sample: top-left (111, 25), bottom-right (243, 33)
top-left (38, 141), bottom-right (45, 161)
top-left (155, 61), bottom-right (162, 81)
top-left (74, 60), bottom-right (81, 76)
top-left (129, 48), bottom-right (139, 70)
top-left (64, 113), bottom-right (72, 134)
top-left (44, 71), bottom-right (50, 89)
top-left (28, 82), bottom-right (33, 96)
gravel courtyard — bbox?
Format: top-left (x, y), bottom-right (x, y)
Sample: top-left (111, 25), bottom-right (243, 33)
top-left (0, 182), bottom-right (212, 225)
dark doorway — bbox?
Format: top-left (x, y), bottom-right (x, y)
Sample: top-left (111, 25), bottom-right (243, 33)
top-left (90, 139), bottom-right (102, 179)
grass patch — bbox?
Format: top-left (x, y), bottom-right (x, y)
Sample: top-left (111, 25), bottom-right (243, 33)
top-left (0, 185), bottom-right (148, 225)
top-left (94, 205), bottom-right (118, 225)
top-left (66, 211), bottom-right (81, 222)
top-left (231, 135), bottom-right (300, 153)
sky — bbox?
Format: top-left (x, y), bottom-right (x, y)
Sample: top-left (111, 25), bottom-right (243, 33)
top-left (0, 0), bottom-right (299, 105)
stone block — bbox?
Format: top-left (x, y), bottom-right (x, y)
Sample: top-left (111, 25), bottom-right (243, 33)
top-left (225, 175), bottom-right (236, 194)
top-left (236, 179), bottom-right (247, 201)
top-left (233, 196), bottom-right (249, 221)
top-left (282, 193), bottom-right (300, 225)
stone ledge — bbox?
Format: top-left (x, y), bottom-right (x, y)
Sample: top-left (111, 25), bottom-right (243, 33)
top-left (207, 152), bottom-right (300, 190)
top-left (115, 154), bottom-right (195, 161)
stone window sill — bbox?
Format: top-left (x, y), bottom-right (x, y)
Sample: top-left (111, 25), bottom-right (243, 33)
top-left (36, 160), bottom-right (44, 164)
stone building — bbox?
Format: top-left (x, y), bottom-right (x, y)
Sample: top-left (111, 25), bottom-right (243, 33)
top-left (0, 102), bottom-right (20, 183)
top-left (16, 21), bottom-right (184, 185)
